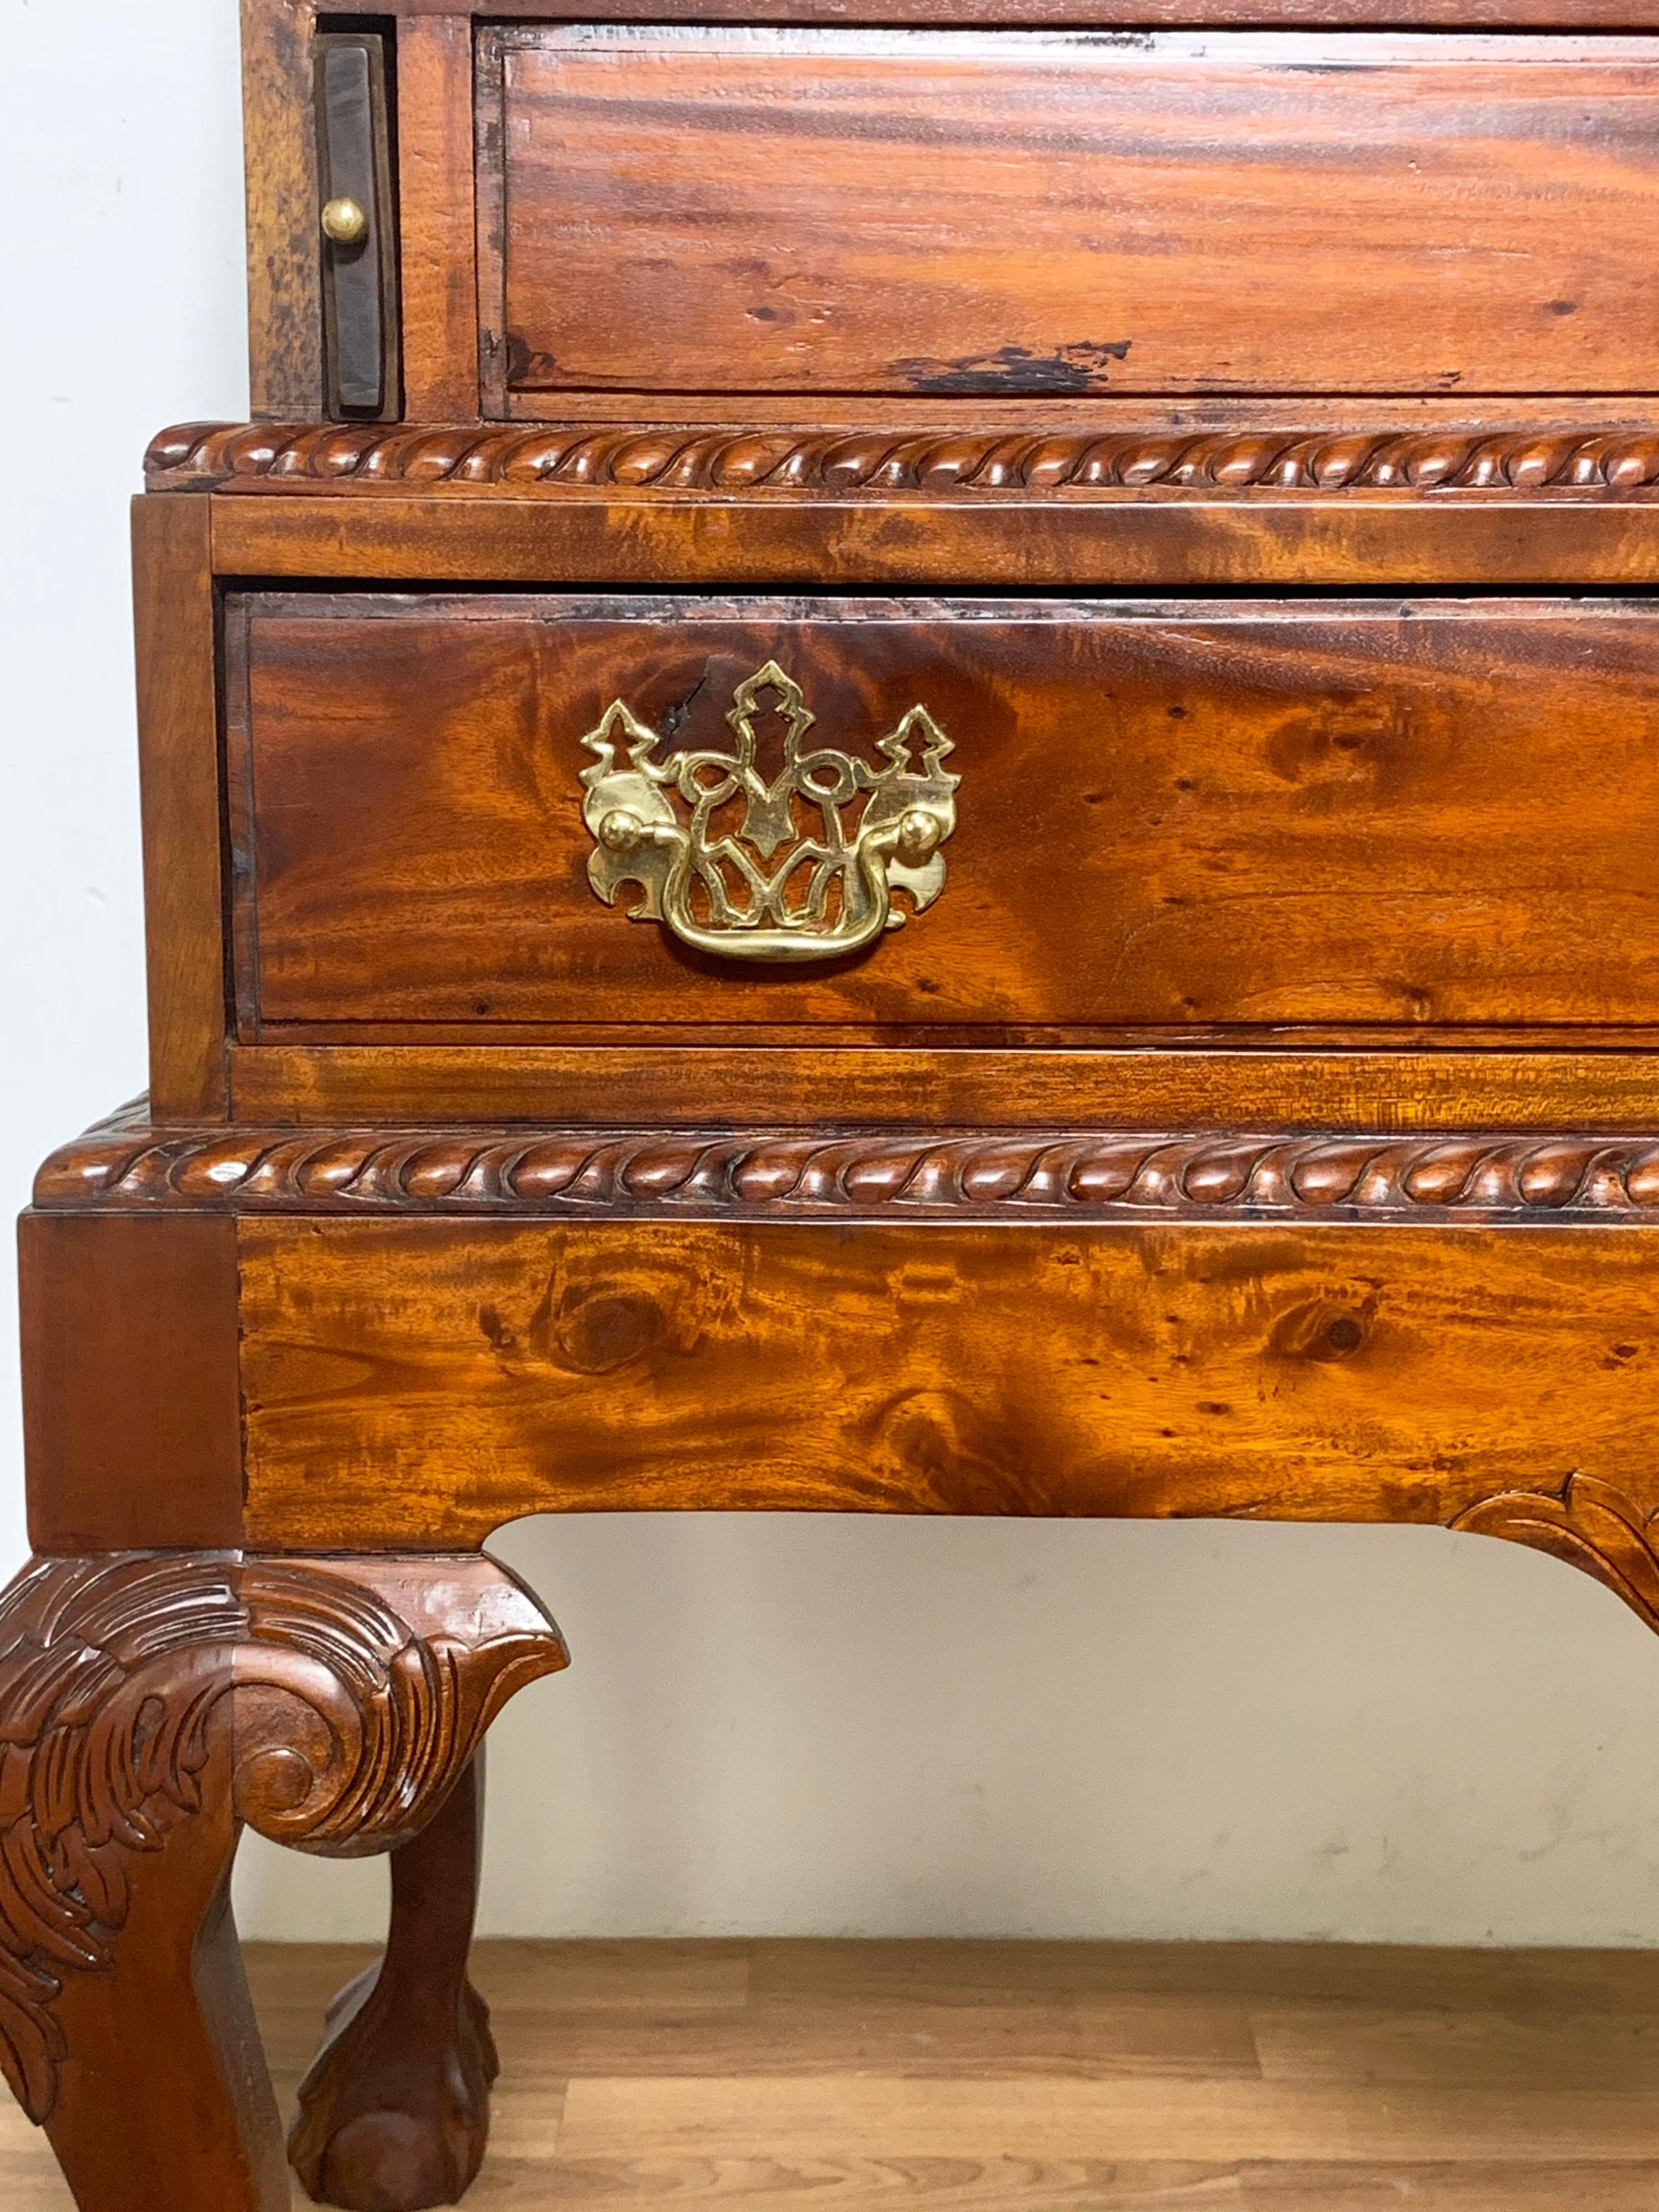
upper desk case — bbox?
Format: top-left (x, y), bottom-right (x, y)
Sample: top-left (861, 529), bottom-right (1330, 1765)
top-left (138, 0), bottom-right (1659, 1133)
top-left (248, 7), bottom-right (1659, 418)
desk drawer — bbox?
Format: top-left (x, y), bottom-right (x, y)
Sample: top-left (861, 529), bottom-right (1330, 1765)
top-left (227, 593), bottom-right (1659, 1039)
top-left (481, 28), bottom-right (1659, 404)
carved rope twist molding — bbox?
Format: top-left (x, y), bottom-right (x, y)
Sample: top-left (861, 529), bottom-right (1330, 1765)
top-left (144, 421), bottom-right (1659, 495)
top-left (0, 1553), bottom-right (565, 2126)
top-left (35, 1119), bottom-right (1659, 1219)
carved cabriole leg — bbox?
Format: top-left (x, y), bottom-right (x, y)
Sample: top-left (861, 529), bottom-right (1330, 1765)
top-left (8, 1557), bottom-right (286, 2211)
top-left (289, 1753), bottom-right (499, 2211)
top-left (1453, 1473), bottom-right (1659, 1630)
top-left (0, 1551), bottom-right (566, 2212)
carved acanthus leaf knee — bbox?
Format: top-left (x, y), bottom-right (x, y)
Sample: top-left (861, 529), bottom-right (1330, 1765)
top-left (0, 1551), bottom-right (566, 2126)
top-left (1452, 1473), bottom-right (1659, 1631)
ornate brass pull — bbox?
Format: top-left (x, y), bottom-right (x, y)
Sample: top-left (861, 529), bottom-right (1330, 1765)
top-left (579, 662), bottom-right (958, 963)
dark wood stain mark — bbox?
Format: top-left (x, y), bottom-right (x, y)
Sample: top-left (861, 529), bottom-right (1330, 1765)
top-left (896, 341), bottom-right (1133, 395)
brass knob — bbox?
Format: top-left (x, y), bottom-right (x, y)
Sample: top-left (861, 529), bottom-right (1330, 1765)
top-left (321, 196), bottom-right (369, 246)
top-left (896, 808), bottom-right (943, 862)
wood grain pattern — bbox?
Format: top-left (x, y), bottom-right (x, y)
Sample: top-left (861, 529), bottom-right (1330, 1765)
top-left (241, 0), bottom-right (321, 420)
top-left (234, 1215), bottom-right (1659, 1548)
top-left (224, 1041), bottom-right (1659, 1135)
top-left (734, 1938), bottom-right (1659, 2013)
top-left (203, 489), bottom-right (1659, 592)
top-left (466, 2000), bottom-right (1264, 2084)
top-left (133, 497), bottom-right (227, 1118)
top-left (399, 14), bottom-right (479, 420)
top-left (483, 29), bottom-right (1659, 403)
top-left (550, 2073), bottom-right (1659, 2164)
top-left (226, 592), bottom-right (1659, 1036)
top-left (19, 1212), bottom-right (243, 1556)
top-left (1252, 2005), bottom-right (1659, 2093)
top-left (148, 418), bottom-right (1659, 494)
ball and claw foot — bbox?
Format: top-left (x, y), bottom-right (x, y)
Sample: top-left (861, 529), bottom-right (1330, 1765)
top-left (288, 1964), bottom-right (499, 2211)
top-left (290, 1756), bottom-right (504, 2211)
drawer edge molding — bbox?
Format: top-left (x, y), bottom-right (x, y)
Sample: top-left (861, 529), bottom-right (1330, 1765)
top-left (35, 1105), bottom-right (1659, 1223)
top-left (146, 419), bottom-right (1659, 497)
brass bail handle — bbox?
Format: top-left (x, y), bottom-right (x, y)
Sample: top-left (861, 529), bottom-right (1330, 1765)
top-left (579, 662), bottom-right (959, 964)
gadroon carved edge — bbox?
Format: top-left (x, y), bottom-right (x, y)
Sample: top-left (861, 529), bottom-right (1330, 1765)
top-left (36, 1113), bottom-right (1659, 1220)
top-left (144, 420), bottom-right (1659, 497)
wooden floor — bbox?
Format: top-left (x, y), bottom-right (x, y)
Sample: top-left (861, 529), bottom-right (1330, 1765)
top-left (12, 1940), bottom-right (1659, 2206)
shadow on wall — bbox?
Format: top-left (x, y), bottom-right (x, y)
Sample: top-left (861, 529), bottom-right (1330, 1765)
top-left (232, 1514), bottom-right (1659, 1948)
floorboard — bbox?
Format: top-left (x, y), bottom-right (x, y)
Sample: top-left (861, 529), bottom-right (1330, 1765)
top-left (9, 1939), bottom-right (1659, 2205)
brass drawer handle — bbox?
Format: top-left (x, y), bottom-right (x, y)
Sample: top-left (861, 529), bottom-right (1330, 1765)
top-left (580, 662), bottom-right (958, 963)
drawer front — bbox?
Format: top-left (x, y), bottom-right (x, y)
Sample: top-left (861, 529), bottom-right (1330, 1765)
top-left (481, 28), bottom-right (1659, 403)
top-left (228, 593), bottom-right (1659, 1039)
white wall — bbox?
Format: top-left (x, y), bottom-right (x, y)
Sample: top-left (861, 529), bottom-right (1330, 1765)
top-left (7, 0), bottom-right (1659, 1950)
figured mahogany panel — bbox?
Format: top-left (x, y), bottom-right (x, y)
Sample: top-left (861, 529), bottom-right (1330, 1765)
top-left (228, 592), bottom-right (1659, 1036)
top-left (236, 1217), bottom-right (1659, 1548)
top-left (202, 480), bottom-right (1659, 593)
top-left (222, 1042), bottom-right (1659, 1135)
top-left (482, 29), bottom-right (1659, 404)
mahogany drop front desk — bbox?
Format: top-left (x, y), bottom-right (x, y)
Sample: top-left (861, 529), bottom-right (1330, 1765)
top-left (18, 4), bottom-right (1659, 2205)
